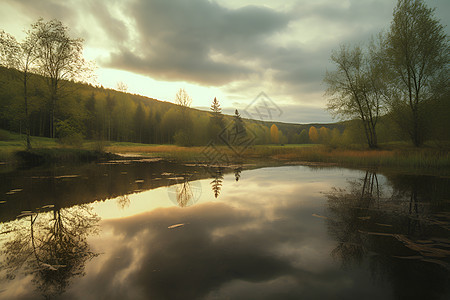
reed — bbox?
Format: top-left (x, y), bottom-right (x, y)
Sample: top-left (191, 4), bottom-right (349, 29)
top-left (104, 143), bottom-right (450, 170)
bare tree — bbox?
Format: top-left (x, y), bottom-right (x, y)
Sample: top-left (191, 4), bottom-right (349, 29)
top-left (386, 0), bottom-right (449, 146)
top-left (173, 88), bottom-right (193, 146)
top-left (175, 88), bottom-right (192, 108)
top-left (324, 43), bottom-right (387, 148)
top-left (116, 81), bottom-right (128, 93)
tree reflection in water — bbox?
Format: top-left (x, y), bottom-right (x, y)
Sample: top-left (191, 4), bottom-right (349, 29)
top-left (326, 170), bottom-right (380, 268)
top-left (116, 195), bottom-right (130, 210)
top-left (210, 167), bottom-right (224, 199)
top-left (168, 173), bottom-right (202, 207)
top-left (176, 178), bottom-right (195, 207)
top-left (168, 165), bottom-right (238, 206)
top-left (323, 170), bottom-right (450, 299)
top-left (234, 166), bottom-right (242, 182)
top-left (0, 204), bottom-right (99, 299)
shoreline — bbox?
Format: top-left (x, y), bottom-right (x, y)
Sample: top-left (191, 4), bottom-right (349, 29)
top-left (0, 144), bottom-right (448, 175)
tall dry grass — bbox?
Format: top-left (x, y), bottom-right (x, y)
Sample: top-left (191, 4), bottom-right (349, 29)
top-left (104, 143), bottom-right (450, 171)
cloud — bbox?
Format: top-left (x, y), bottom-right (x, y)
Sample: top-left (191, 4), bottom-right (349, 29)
top-left (276, 104), bottom-right (333, 123)
top-left (104, 0), bottom-right (292, 85)
top-left (99, 0), bottom-right (401, 104)
top-left (70, 203), bottom-right (304, 299)
top-left (2, 0), bottom-right (449, 119)
top-left (59, 198), bottom-right (353, 300)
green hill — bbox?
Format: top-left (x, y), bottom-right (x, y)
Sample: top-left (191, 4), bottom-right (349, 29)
top-left (0, 66), bottom-right (340, 146)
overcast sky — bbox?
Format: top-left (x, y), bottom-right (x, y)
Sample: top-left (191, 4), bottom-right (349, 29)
top-left (0, 0), bottom-right (448, 123)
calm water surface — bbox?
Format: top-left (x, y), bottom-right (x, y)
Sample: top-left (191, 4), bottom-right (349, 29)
top-left (0, 162), bottom-right (449, 299)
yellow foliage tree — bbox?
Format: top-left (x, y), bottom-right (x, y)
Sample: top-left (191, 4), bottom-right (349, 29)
top-left (309, 126), bottom-right (319, 143)
top-left (319, 127), bottom-right (330, 144)
top-left (270, 124), bottom-right (279, 144)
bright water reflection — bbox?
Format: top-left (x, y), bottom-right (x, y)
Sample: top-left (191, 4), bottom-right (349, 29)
top-left (0, 164), bottom-right (449, 299)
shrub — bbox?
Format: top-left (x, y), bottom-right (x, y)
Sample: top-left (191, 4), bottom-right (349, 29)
top-left (55, 119), bottom-right (84, 147)
top-left (174, 129), bottom-right (192, 147)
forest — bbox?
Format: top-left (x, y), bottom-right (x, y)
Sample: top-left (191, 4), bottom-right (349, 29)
top-left (0, 64), bottom-right (350, 147)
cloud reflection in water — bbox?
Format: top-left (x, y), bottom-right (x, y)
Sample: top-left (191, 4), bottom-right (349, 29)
top-left (64, 167), bottom-right (387, 300)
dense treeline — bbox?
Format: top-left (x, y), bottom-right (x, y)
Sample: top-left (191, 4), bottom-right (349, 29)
top-left (0, 66), bottom-right (290, 145)
top-left (0, 66), bottom-right (344, 146)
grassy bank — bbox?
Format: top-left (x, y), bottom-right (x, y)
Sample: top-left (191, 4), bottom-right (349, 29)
top-left (0, 130), bottom-right (59, 163)
top-left (14, 148), bottom-right (119, 165)
top-left (0, 130), bottom-right (117, 165)
top-left (105, 143), bottom-right (450, 172)
top-left (267, 146), bottom-right (450, 171)
top-left (1, 129), bottom-right (449, 172)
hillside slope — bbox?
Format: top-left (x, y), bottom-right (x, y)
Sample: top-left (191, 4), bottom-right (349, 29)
top-left (0, 66), bottom-right (339, 145)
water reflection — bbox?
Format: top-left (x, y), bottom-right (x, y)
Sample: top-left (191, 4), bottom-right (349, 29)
top-left (0, 204), bottom-right (99, 298)
top-left (326, 170), bottom-right (380, 268)
top-left (0, 164), bottom-right (449, 299)
top-left (210, 167), bottom-right (224, 198)
top-left (234, 166), bottom-right (242, 182)
top-left (167, 164), bottom-right (242, 205)
top-left (324, 170), bottom-right (450, 299)
top-left (0, 161), bottom-right (228, 222)
top-left (116, 195), bottom-right (130, 210)
top-left (165, 170), bottom-right (204, 208)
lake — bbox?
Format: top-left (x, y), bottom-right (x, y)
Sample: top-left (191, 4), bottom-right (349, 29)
top-left (0, 161), bottom-right (449, 299)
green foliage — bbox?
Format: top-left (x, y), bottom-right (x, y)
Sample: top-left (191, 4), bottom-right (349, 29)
top-left (248, 122), bottom-right (270, 145)
top-left (233, 109), bottom-right (245, 138)
top-left (324, 43), bottom-right (384, 148)
top-left (329, 128), bottom-right (342, 147)
top-left (133, 102), bottom-right (146, 143)
top-left (298, 129), bottom-right (309, 144)
top-left (0, 129), bottom-right (14, 141)
top-left (207, 121), bottom-right (223, 144)
top-left (0, 67), bottom-right (343, 147)
top-left (341, 121), bottom-right (366, 147)
top-left (319, 127), bottom-right (330, 144)
top-left (55, 119), bottom-right (84, 146)
top-left (427, 86), bottom-right (450, 145)
top-left (325, 0), bottom-right (449, 148)
top-left (208, 97), bottom-right (224, 144)
top-left (173, 129), bottom-right (192, 147)
top-left (210, 97), bottom-right (223, 123)
top-left (387, 0), bottom-right (448, 146)
top-left (278, 130), bottom-right (288, 145)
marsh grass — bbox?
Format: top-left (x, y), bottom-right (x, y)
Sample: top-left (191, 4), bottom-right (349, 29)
top-left (1, 128), bottom-right (449, 171)
top-left (104, 142), bottom-right (450, 171)
top-left (270, 146), bottom-right (450, 170)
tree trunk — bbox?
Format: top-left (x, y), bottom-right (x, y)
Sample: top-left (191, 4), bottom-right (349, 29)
top-left (23, 73), bottom-right (31, 150)
top-left (412, 109), bottom-right (422, 147)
